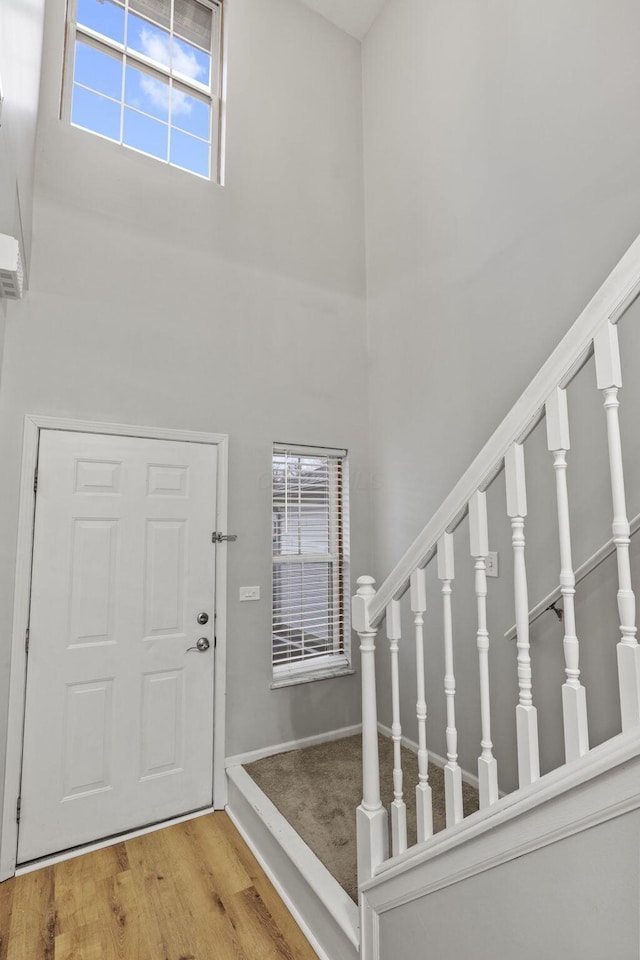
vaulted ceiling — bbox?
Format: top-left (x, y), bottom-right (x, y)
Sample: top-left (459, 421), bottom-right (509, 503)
top-left (297, 0), bottom-right (386, 40)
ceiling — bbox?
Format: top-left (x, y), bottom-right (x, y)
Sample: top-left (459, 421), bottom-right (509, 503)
top-left (296, 0), bottom-right (387, 40)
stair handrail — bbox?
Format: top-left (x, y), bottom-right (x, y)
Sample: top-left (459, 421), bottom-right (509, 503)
top-left (366, 234), bottom-right (640, 630)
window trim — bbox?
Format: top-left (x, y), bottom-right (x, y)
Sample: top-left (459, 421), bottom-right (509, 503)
top-left (271, 442), bottom-right (351, 686)
top-left (61, 0), bottom-right (223, 181)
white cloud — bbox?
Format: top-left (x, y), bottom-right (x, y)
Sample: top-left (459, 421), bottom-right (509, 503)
top-left (171, 89), bottom-right (194, 116)
top-left (138, 28), bottom-right (170, 67)
top-left (139, 26), bottom-right (205, 82)
top-left (172, 42), bottom-right (205, 82)
top-left (138, 74), bottom-right (194, 118)
top-left (139, 73), bottom-right (170, 114)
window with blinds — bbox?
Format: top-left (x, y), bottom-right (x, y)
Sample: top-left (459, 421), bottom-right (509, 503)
top-left (63, 0), bottom-right (222, 180)
top-left (272, 444), bottom-right (350, 678)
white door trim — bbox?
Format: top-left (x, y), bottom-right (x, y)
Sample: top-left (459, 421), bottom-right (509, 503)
top-left (0, 415), bottom-right (230, 880)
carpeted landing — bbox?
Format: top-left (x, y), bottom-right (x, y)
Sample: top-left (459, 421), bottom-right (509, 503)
top-left (244, 733), bottom-right (479, 903)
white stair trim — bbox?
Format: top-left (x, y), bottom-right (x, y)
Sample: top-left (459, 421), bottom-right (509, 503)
top-left (226, 765), bottom-right (359, 960)
top-left (360, 728), bottom-right (640, 916)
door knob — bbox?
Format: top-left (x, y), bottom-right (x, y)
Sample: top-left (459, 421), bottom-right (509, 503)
top-left (186, 637), bottom-right (210, 653)
top-left (197, 612), bottom-right (209, 625)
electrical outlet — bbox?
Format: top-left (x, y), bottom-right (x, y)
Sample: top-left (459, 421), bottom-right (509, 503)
top-left (239, 586), bottom-right (260, 601)
top-left (486, 552), bottom-right (499, 577)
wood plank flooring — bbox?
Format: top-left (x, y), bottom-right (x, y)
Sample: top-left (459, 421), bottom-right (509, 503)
top-left (0, 812), bottom-right (319, 960)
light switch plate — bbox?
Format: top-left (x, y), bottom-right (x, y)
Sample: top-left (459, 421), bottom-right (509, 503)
top-left (240, 586), bottom-right (261, 601)
top-left (486, 552), bottom-right (499, 578)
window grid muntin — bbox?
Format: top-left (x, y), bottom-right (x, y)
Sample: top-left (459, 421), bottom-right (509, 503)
top-left (67, 0), bottom-right (220, 179)
top-left (78, 0), bottom-right (218, 70)
top-left (74, 22), bottom-right (214, 96)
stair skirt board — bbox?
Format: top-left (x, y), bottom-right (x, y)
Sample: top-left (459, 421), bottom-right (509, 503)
top-left (358, 729), bottom-right (640, 960)
top-left (226, 765), bottom-right (360, 960)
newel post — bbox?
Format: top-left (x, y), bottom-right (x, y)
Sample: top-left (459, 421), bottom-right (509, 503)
top-left (353, 575), bottom-right (388, 885)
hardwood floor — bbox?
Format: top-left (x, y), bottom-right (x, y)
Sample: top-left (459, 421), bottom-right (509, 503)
top-left (0, 812), bottom-right (319, 960)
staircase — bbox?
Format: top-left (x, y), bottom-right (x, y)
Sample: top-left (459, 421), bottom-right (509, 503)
top-left (353, 233), bottom-right (640, 959)
top-left (228, 234), bottom-right (640, 960)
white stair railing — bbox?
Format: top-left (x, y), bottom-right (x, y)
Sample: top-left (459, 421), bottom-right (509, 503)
top-left (387, 599), bottom-right (407, 856)
top-left (410, 567), bottom-right (433, 842)
top-left (353, 575), bottom-right (388, 885)
top-left (469, 490), bottom-right (499, 808)
top-left (594, 321), bottom-right (640, 731)
top-left (438, 533), bottom-right (463, 827)
top-left (506, 441), bottom-right (540, 788)
top-left (353, 232), bottom-right (640, 885)
top-left (545, 386), bottom-right (589, 762)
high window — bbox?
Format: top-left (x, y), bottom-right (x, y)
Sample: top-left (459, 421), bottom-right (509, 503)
top-left (272, 444), bottom-right (350, 683)
top-left (63, 0), bottom-right (222, 180)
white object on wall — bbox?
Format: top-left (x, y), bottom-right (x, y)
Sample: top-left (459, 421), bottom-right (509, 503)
top-left (239, 586), bottom-right (260, 601)
top-left (0, 234), bottom-right (24, 299)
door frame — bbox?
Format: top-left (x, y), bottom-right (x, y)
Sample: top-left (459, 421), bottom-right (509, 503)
top-left (0, 415), bottom-right (230, 880)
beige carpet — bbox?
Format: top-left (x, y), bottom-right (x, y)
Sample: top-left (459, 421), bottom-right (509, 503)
top-left (245, 733), bottom-right (479, 902)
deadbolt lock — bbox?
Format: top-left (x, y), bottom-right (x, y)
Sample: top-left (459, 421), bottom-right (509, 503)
top-left (197, 612), bottom-right (209, 625)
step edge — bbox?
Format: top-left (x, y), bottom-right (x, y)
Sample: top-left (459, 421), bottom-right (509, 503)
top-left (227, 764), bottom-right (360, 948)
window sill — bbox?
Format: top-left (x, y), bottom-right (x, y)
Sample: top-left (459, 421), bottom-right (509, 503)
top-left (270, 665), bottom-right (355, 690)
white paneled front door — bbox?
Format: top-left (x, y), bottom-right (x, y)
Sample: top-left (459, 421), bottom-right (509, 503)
top-left (18, 430), bottom-right (218, 863)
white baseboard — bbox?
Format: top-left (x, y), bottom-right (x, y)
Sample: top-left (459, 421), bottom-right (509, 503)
top-left (377, 722), bottom-right (505, 797)
top-left (226, 765), bottom-right (359, 960)
top-left (225, 723), bottom-right (362, 769)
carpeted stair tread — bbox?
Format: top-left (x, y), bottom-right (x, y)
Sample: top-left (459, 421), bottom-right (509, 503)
top-left (244, 733), bottom-right (479, 903)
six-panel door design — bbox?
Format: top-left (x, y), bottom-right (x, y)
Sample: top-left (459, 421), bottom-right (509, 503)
top-left (18, 430), bottom-right (218, 863)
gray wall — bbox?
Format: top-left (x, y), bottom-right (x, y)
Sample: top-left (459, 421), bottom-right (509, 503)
top-left (380, 327), bottom-right (640, 800)
top-left (362, 0), bottom-right (640, 792)
top-left (0, 0), bottom-right (46, 371)
top-left (0, 0), bottom-right (370, 832)
top-left (379, 807), bottom-right (640, 960)
top-left (3, 0), bottom-right (640, 857)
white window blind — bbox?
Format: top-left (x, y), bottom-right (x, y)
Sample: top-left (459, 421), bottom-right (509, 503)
top-left (129, 0), bottom-right (214, 50)
top-left (272, 444), bottom-right (350, 676)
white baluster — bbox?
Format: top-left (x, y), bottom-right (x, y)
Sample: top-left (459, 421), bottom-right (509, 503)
top-left (468, 491), bottom-right (499, 807)
top-left (353, 576), bottom-right (389, 884)
top-left (505, 442), bottom-right (540, 787)
top-left (594, 322), bottom-right (640, 730)
top-left (437, 533), bottom-right (463, 827)
top-left (545, 386), bottom-right (589, 761)
top-left (387, 599), bottom-right (407, 856)
top-left (410, 567), bottom-right (433, 842)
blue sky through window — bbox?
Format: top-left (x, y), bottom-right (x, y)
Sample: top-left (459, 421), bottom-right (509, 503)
top-left (77, 0), bottom-right (125, 43)
top-left (172, 87), bottom-right (210, 139)
top-left (127, 14), bottom-right (171, 69)
top-left (124, 109), bottom-right (169, 159)
top-left (173, 36), bottom-right (210, 86)
top-left (125, 65), bottom-right (169, 121)
top-left (72, 85), bottom-right (121, 142)
top-left (74, 40), bottom-right (123, 100)
top-left (70, 0), bottom-right (214, 178)
top-left (170, 129), bottom-right (209, 177)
